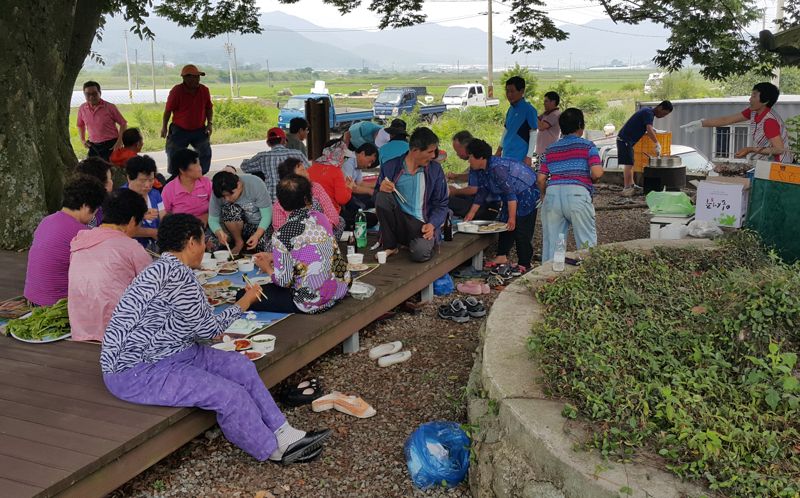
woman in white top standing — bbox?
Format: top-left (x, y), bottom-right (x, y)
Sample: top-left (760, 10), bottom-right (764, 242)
top-left (682, 82), bottom-right (794, 164)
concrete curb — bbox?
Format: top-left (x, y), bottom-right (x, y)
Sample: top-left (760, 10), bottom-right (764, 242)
top-left (468, 238), bottom-right (716, 498)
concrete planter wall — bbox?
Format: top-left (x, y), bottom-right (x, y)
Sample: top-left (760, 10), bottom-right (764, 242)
top-left (467, 238), bottom-right (716, 498)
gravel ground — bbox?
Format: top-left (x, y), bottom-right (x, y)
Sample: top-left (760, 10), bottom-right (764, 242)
top-left (110, 186), bottom-right (650, 498)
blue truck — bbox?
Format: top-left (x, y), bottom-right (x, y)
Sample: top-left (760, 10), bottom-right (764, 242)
top-left (372, 87), bottom-right (447, 123)
top-left (277, 94), bottom-right (374, 132)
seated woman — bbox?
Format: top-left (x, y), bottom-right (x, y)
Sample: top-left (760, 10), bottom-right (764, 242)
top-left (101, 214), bottom-right (331, 464)
top-left (272, 157), bottom-right (340, 236)
top-left (162, 149), bottom-right (213, 225)
top-left (307, 140), bottom-right (352, 221)
top-left (238, 175), bottom-right (351, 314)
top-left (69, 189), bottom-right (153, 342)
top-left (76, 157), bottom-right (114, 227)
top-left (23, 176), bottom-right (107, 306)
top-left (210, 171), bottom-right (272, 254)
top-left (124, 155), bottom-right (165, 251)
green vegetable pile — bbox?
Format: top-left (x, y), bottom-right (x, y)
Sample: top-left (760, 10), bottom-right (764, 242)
top-left (529, 231), bottom-right (800, 497)
top-left (7, 299), bottom-right (70, 341)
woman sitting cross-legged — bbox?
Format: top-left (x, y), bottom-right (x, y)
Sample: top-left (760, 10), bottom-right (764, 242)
top-left (271, 157), bottom-right (341, 237)
top-left (69, 189), bottom-right (153, 342)
top-left (237, 175), bottom-right (351, 314)
top-left (101, 214), bottom-right (331, 464)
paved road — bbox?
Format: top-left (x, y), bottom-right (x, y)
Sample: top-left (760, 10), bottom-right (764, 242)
top-left (147, 140), bottom-right (267, 176)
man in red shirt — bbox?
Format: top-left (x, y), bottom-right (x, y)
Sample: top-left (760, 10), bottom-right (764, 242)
top-left (161, 65), bottom-right (214, 174)
top-left (77, 81), bottom-right (127, 162)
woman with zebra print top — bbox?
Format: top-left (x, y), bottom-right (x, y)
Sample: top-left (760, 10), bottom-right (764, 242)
top-left (101, 214), bottom-right (331, 464)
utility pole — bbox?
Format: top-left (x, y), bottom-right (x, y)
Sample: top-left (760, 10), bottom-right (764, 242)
top-left (123, 31), bottom-right (133, 103)
top-left (150, 39), bottom-right (157, 104)
top-left (487, 0), bottom-right (493, 97)
top-left (266, 59), bottom-right (272, 87)
top-left (134, 49), bottom-right (139, 89)
top-left (774, 0), bottom-right (785, 86)
top-left (224, 34), bottom-right (235, 99)
top-left (232, 44), bottom-right (240, 97)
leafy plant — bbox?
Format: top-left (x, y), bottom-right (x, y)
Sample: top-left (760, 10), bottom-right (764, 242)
top-left (528, 231), bottom-right (800, 497)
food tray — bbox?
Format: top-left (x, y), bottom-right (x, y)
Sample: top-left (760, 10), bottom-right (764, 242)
top-left (457, 220), bottom-right (508, 234)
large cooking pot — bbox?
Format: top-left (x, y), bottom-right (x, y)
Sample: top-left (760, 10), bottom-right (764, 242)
top-left (648, 155), bottom-right (682, 168)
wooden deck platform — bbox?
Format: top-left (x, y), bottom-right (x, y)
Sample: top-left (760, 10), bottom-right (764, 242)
top-left (0, 233), bottom-right (491, 498)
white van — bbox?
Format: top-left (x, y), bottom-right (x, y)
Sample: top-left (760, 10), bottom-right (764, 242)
top-left (443, 84), bottom-right (500, 110)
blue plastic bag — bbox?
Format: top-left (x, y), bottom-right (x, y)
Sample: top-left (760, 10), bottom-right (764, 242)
top-left (433, 273), bottom-right (454, 296)
top-left (404, 421), bottom-right (471, 489)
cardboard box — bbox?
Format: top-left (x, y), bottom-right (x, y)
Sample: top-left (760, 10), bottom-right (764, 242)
top-left (754, 160), bottom-right (800, 185)
top-left (695, 177), bottom-right (750, 228)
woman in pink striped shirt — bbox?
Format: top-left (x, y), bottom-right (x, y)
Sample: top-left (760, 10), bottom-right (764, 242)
top-left (23, 176), bottom-right (107, 306)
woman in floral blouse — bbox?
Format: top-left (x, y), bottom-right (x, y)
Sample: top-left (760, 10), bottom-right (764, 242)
top-left (239, 175), bottom-right (350, 314)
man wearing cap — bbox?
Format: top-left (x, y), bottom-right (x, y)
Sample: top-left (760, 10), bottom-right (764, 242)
top-left (77, 81), bottom-right (128, 162)
top-left (240, 127), bottom-right (309, 203)
top-left (161, 65), bottom-right (214, 174)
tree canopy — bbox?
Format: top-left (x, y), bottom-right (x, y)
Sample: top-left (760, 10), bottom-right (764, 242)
top-left (109, 0), bottom-right (798, 80)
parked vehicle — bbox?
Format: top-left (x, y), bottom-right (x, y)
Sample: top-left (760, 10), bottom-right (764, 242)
top-left (278, 94), bottom-right (374, 132)
top-left (643, 72), bottom-right (665, 95)
top-left (442, 84), bottom-right (500, 110)
top-left (599, 144), bottom-right (715, 173)
top-left (372, 87), bottom-right (447, 123)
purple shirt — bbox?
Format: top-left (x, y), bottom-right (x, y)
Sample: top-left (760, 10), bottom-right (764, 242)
top-left (24, 211), bottom-right (89, 306)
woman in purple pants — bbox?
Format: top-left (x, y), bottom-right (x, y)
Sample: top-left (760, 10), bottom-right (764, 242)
top-left (101, 214), bottom-right (330, 464)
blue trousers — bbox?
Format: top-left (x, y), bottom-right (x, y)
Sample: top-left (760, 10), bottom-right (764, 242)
top-left (103, 344), bottom-right (285, 461)
top-left (540, 184), bottom-right (597, 262)
top-left (166, 124), bottom-right (212, 174)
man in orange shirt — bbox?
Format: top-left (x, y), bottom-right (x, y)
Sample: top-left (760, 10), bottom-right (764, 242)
top-left (161, 65), bottom-right (214, 174)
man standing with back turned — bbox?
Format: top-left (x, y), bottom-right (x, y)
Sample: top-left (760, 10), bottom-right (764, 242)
top-left (617, 100), bottom-right (673, 197)
top-left (162, 65), bottom-right (214, 175)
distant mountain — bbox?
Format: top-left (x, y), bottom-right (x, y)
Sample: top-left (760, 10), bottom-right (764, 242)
top-left (86, 12), bottom-right (667, 71)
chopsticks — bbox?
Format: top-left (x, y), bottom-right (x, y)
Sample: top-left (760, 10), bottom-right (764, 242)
top-left (393, 188), bottom-right (408, 204)
top-left (145, 248), bottom-right (160, 259)
top-left (242, 275), bottom-right (268, 302)
top-left (222, 240), bottom-right (235, 262)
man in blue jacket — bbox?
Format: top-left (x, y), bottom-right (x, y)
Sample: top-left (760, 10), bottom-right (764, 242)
top-left (374, 127), bottom-right (449, 262)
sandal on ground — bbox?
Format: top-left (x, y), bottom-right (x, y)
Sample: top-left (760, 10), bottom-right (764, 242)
top-left (377, 350), bottom-right (412, 367)
top-left (486, 275), bottom-right (505, 288)
top-left (456, 280), bottom-right (484, 296)
top-left (312, 392), bottom-right (377, 418)
top-left (283, 378), bottom-right (324, 406)
top-left (279, 429), bottom-right (332, 465)
top-left (368, 341), bottom-right (403, 360)
top-left (510, 265), bottom-right (528, 277)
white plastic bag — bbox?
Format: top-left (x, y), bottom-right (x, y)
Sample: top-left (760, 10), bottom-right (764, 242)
top-left (687, 220), bottom-right (724, 239)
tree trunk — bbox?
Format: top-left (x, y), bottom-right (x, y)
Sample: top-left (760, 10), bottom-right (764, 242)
top-left (0, 0), bottom-right (103, 249)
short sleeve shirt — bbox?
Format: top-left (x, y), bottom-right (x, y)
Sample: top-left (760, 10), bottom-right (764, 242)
top-left (501, 99), bottom-right (538, 161)
top-left (77, 100), bottom-right (127, 143)
top-left (618, 107), bottom-right (655, 145)
top-left (209, 173), bottom-right (271, 226)
top-left (536, 109), bottom-right (561, 154)
top-left (341, 157), bottom-right (363, 183)
top-left (742, 107), bottom-right (781, 139)
top-left (161, 176), bottom-right (212, 218)
top-left (166, 84), bottom-right (212, 130)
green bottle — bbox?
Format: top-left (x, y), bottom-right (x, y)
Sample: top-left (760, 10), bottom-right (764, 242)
top-left (355, 209), bottom-right (367, 249)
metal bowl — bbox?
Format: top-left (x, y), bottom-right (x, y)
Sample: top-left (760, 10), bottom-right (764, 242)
top-left (648, 155), bottom-right (683, 168)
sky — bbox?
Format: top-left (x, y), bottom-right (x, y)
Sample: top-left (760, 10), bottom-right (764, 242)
top-left (255, 0), bottom-right (610, 40)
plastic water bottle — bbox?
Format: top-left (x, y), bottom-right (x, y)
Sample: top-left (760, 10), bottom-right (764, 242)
top-left (553, 233), bottom-right (566, 272)
top-left (355, 210), bottom-right (367, 250)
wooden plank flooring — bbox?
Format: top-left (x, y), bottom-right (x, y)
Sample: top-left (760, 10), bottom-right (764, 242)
top-left (0, 234), bottom-right (491, 497)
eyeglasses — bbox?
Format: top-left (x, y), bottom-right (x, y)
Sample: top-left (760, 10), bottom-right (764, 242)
top-left (84, 91), bottom-right (99, 97)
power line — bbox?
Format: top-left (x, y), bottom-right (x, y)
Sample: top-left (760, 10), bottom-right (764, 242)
top-left (550, 16), bottom-right (667, 38)
top-left (263, 13), bottom-right (487, 32)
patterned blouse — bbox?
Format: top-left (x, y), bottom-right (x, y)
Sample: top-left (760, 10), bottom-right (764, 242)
top-left (473, 156), bottom-right (540, 220)
top-left (271, 207), bottom-right (351, 313)
top-left (101, 253), bottom-right (241, 374)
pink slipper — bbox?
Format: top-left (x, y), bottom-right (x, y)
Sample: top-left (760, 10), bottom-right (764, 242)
top-left (457, 280), bottom-right (484, 295)
top-left (482, 283), bottom-right (491, 294)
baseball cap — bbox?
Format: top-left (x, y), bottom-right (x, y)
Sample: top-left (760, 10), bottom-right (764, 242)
top-left (180, 64), bottom-right (205, 77)
top-left (267, 127), bottom-right (287, 140)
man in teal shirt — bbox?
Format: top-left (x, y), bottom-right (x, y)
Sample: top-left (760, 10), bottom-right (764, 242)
top-left (495, 76), bottom-right (538, 166)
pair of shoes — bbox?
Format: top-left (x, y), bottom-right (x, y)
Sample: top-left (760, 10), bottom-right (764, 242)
top-left (490, 264), bottom-right (515, 280)
top-left (279, 429), bottom-right (332, 465)
top-left (483, 260), bottom-right (507, 270)
top-left (312, 392), bottom-right (377, 418)
top-left (368, 341), bottom-right (412, 367)
top-left (283, 378), bottom-right (325, 407)
top-left (486, 275), bottom-right (505, 288)
top-left (438, 297), bottom-right (486, 322)
top-left (456, 280), bottom-right (490, 295)
top-left (451, 266), bottom-right (485, 279)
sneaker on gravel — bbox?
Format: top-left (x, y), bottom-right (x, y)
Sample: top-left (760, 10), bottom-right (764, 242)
top-left (438, 299), bottom-right (470, 323)
top-left (621, 187), bottom-right (635, 197)
top-left (510, 265), bottom-right (527, 277)
top-left (463, 296), bottom-right (487, 317)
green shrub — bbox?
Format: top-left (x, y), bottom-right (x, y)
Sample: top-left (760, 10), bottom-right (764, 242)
top-left (529, 232), bottom-right (800, 497)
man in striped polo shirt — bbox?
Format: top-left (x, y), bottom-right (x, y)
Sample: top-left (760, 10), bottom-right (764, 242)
top-left (537, 108), bottom-right (605, 262)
